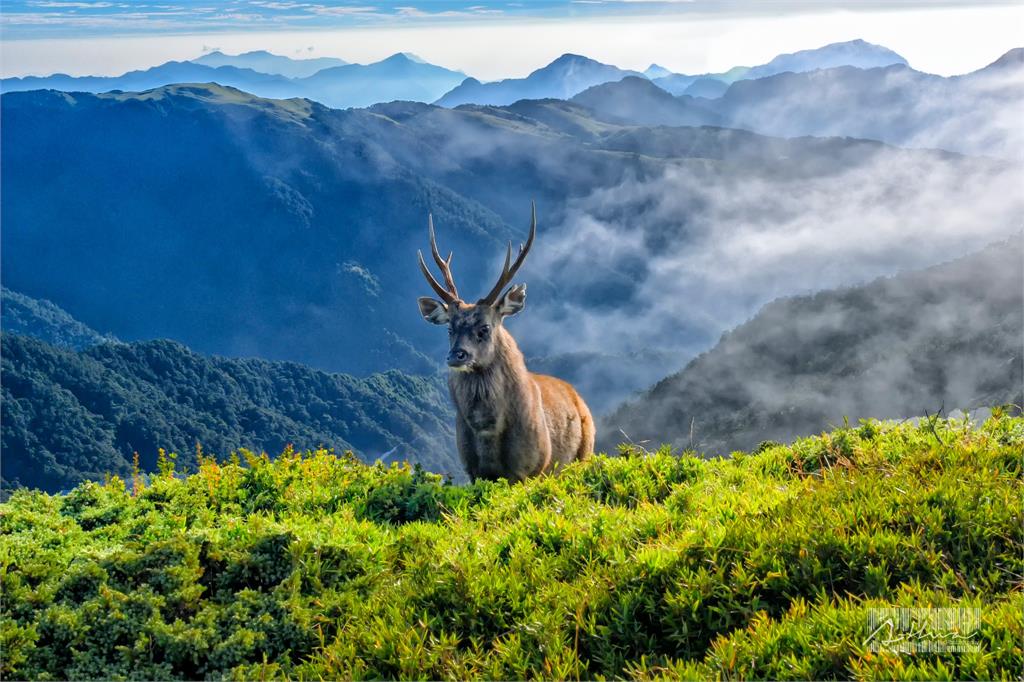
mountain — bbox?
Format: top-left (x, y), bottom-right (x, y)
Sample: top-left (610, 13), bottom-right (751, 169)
top-left (3, 84), bottom-right (1019, 412)
top-left (1, 287), bottom-right (117, 351)
top-left (602, 238), bottom-right (1024, 454)
top-left (744, 39), bottom-right (907, 79)
top-left (714, 50), bottom-right (1024, 158)
top-left (651, 40), bottom-right (908, 96)
top-left (579, 49), bottom-right (1024, 159)
top-left (1, 332), bottom-right (457, 493)
top-left (678, 77), bottom-right (730, 98)
top-left (570, 76), bottom-right (722, 126)
top-left (0, 84), bottom-right (515, 378)
top-left (293, 53), bottom-right (466, 108)
top-left (643, 63), bottom-right (674, 79)
top-left (192, 50), bottom-right (347, 78)
top-left (1, 53), bottom-right (465, 109)
top-left (435, 53), bottom-right (643, 107)
top-left (652, 66), bottom-right (750, 96)
top-left (0, 61), bottom-right (298, 98)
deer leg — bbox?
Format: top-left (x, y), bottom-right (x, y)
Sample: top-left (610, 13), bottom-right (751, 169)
top-left (455, 418), bottom-right (480, 482)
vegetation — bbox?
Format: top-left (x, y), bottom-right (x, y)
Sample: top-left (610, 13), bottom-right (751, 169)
top-left (1, 333), bottom-right (456, 494)
top-left (604, 239), bottom-right (1024, 455)
top-left (1, 287), bottom-right (117, 351)
top-left (2, 413), bottom-right (1020, 680)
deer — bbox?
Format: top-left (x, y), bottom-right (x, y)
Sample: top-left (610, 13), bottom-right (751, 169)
top-left (416, 203), bottom-right (595, 482)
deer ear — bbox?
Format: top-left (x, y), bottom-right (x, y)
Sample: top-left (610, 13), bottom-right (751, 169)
top-left (418, 297), bottom-right (450, 325)
top-left (496, 284), bottom-right (526, 317)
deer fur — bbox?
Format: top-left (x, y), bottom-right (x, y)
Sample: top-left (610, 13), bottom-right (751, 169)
top-left (416, 206), bottom-right (595, 482)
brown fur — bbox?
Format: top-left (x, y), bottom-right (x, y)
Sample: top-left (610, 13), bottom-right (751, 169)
top-left (417, 205), bottom-right (593, 482)
top-left (448, 325), bottom-right (594, 482)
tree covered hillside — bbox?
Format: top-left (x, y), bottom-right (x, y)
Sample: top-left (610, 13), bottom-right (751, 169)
top-left (1, 334), bottom-right (456, 494)
top-left (1, 287), bottom-right (117, 351)
top-left (604, 239), bottom-right (1024, 454)
top-left (2, 414), bottom-right (1021, 679)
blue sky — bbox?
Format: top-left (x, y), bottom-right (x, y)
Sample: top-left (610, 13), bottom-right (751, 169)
top-left (2, 1), bottom-right (1021, 78)
top-left (1, 1), bottom-right (1019, 38)
top-left (0, 1), bottom-right (572, 37)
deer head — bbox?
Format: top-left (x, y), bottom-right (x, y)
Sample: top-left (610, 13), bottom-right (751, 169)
top-left (417, 203), bottom-right (537, 371)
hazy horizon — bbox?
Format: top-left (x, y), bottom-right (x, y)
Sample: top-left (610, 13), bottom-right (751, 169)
top-left (2, 1), bottom-right (1021, 80)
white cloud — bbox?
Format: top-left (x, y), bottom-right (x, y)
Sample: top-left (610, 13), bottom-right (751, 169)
top-left (27, 1), bottom-right (116, 7)
top-left (306, 5), bottom-right (377, 16)
top-left (516, 151), bottom-right (1024, 362)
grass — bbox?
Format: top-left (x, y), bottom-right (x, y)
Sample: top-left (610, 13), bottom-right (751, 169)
top-left (1, 411), bottom-right (1021, 680)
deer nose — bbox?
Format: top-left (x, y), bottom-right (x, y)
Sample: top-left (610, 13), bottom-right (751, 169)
top-left (447, 349), bottom-right (470, 366)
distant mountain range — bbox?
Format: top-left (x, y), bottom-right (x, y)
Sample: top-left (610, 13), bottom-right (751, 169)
top-left (294, 53), bottom-right (467, 108)
top-left (6, 40), bottom-right (1015, 158)
top-left (602, 238), bottom-right (1024, 455)
top-left (1, 52), bottom-right (465, 109)
top-left (435, 40), bottom-right (909, 106)
top-left (435, 53), bottom-right (643, 107)
top-left (0, 40), bottom-right (928, 115)
top-left (652, 39), bottom-right (908, 97)
top-left (4, 83), bottom-right (1019, 414)
top-left (1, 290), bottom-right (457, 493)
top-left (1, 61), bottom-right (297, 99)
top-left (192, 50), bottom-right (348, 78)
top-left (573, 48), bottom-right (1024, 159)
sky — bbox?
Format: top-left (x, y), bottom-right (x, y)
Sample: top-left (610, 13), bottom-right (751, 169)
top-left (1, 1), bottom-right (1021, 79)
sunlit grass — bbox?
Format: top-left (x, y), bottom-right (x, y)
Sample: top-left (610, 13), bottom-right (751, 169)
top-left (2, 411), bottom-right (1021, 679)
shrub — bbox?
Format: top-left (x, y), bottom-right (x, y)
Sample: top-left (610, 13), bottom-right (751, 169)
top-left (1, 414), bottom-right (1021, 679)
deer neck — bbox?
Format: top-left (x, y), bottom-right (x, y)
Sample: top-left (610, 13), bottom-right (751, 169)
top-left (449, 327), bottom-right (533, 425)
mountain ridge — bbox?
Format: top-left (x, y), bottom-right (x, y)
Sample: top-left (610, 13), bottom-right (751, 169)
top-left (1, 53), bottom-right (466, 109)
top-left (435, 53), bottom-right (644, 107)
top-left (602, 237), bottom-right (1024, 454)
top-left (192, 50), bottom-right (348, 78)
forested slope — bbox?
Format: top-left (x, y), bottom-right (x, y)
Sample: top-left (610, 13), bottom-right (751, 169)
top-left (1, 334), bottom-right (456, 493)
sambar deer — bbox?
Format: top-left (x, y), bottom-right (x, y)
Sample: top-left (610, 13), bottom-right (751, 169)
top-left (417, 203), bottom-right (595, 482)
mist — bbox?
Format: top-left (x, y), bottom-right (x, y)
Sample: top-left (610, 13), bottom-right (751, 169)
top-left (514, 148), bottom-right (1022, 411)
top-left (601, 236), bottom-right (1023, 454)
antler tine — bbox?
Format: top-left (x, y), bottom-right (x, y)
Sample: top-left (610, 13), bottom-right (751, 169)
top-left (428, 215), bottom-right (459, 299)
top-left (479, 201), bottom-right (537, 305)
top-left (418, 250), bottom-right (457, 304)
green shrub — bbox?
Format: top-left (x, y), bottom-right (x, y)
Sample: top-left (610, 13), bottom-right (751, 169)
top-left (1, 414), bottom-right (1021, 679)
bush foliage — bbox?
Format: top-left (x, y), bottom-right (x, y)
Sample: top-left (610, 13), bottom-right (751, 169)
top-left (2, 413), bottom-right (1021, 680)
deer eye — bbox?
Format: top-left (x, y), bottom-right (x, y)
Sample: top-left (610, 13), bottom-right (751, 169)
top-left (477, 325), bottom-right (490, 340)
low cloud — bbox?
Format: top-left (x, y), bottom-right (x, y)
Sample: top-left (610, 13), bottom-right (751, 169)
top-left (519, 150), bottom-right (1024, 368)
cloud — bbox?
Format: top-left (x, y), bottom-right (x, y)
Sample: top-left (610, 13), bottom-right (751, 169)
top-left (307, 5), bottom-right (377, 16)
top-left (518, 148), bottom-right (1024, 369)
top-left (394, 5), bottom-right (503, 18)
top-left (27, 1), bottom-right (115, 7)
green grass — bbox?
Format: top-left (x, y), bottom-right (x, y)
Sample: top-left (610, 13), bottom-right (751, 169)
top-left (2, 412), bottom-right (1021, 680)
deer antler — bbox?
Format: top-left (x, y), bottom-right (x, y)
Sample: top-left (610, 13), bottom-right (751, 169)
top-left (479, 201), bottom-right (536, 305)
top-left (418, 214), bottom-right (460, 304)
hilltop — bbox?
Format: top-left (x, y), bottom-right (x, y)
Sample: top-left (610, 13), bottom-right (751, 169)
top-left (2, 414), bottom-right (1021, 679)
